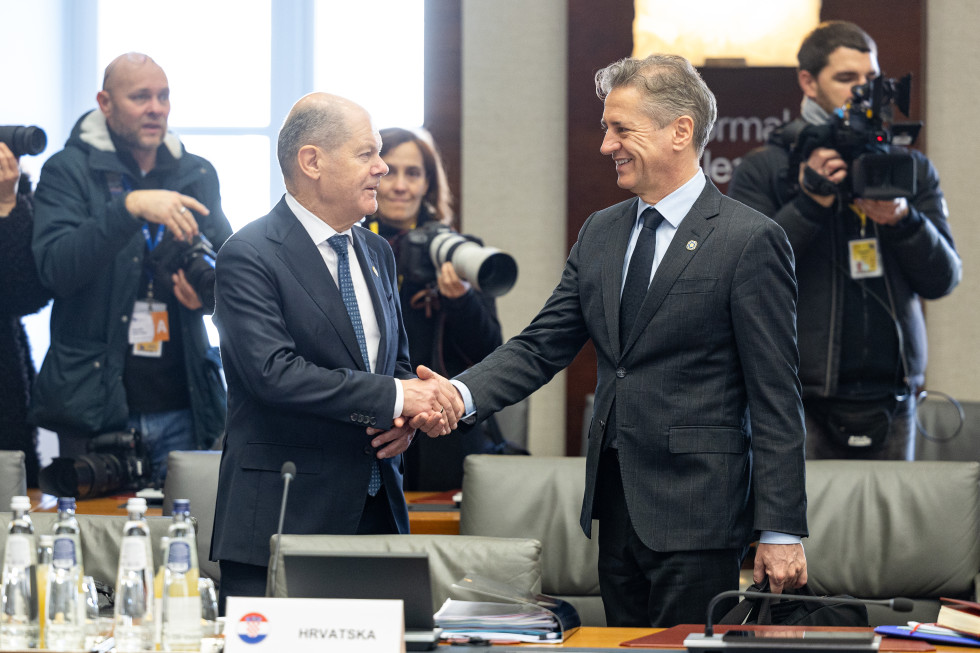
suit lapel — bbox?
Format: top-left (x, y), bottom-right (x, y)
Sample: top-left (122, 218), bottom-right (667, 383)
top-left (602, 198), bottom-right (641, 357)
top-left (621, 182), bottom-right (721, 357)
top-left (270, 202), bottom-right (367, 371)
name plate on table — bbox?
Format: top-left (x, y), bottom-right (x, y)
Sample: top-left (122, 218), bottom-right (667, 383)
top-left (225, 596), bottom-right (405, 653)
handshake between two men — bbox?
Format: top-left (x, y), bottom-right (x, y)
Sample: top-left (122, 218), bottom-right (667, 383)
top-left (366, 364), bottom-right (465, 460)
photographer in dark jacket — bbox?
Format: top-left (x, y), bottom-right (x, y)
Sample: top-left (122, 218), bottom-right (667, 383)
top-left (363, 127), bottom-right (505, 490)
top-left (0, 142), bottom-right (51, 486)
top-left (31, 53), bottom-right (233, 485)
top-left (729, 22), bottom-right (961, 460)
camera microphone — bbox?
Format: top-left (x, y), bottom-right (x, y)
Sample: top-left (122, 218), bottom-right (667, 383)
top-left (267, 461), bottom-right (297, 597)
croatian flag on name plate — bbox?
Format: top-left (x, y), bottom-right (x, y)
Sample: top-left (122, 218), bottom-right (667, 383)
top-left (224, 596), bottom-right (405, 653)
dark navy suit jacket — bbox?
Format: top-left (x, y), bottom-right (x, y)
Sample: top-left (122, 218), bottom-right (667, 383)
top-left (210, 196), bottom-right (413, 567)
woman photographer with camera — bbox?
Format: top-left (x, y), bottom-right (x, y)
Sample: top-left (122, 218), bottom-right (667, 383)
top-left (362, 127), bottom-right (509, 491)
top-left (0, 141), bottom-right (52, 486)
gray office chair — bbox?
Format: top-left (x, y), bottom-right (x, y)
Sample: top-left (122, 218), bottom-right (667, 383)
top-left (267, 533), bottom-right (543, 613)
top-left (460, 455), bottom-right (604, 625)
top-left (915, 395), bottom-right (980, 462)
top-left (805, 460), bottom-right (980, 625)
top-left (161, 450), bottom-right (222, 581)
top-left (0, 450), bottom-right (27, 509)
top-left (0, 512), bottom-right (172, 591)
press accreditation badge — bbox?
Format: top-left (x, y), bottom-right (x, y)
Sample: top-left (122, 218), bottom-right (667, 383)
top-left (129, 300), bottom-right (170, 357)
top-left (848, 238), bottom-right (883, 279)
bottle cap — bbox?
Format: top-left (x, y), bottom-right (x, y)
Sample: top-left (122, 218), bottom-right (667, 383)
top-left (39, 534), bottom-right (54, 545)
top-left (126, 497), bottom-right (148, 513)
top-left (11, 495), bottom-right (30, 511)
top-left (57, 497), bottom-right (76, 511)
top-left (173, 499), bottom-right (190, 514)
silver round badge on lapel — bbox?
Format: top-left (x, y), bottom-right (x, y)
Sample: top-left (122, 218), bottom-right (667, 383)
top-left (686, 240), bottom-right (698, 251)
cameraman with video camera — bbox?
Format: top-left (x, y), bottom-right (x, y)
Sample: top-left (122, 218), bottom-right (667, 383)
top-left (729, 21), bottom-right (961, 460)
top-left (362, 127), bottom-right (509, 490)
top-left (30, 53), bottom-right (232, 487)
top-left (0, 133), bottom-right (51, 487)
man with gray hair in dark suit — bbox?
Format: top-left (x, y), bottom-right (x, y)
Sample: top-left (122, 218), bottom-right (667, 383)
top-left (210, 92), bottom-right (462, 611)
top-left (446, 54), bottom-right (809, 627)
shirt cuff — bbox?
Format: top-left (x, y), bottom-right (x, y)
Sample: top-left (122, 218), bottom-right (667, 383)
top-left (449, 379), bottom-right (477, 423)
top-left (759, 531), bottom-right (802, 545)
top-left (393, 379), bottom-right (404, 420)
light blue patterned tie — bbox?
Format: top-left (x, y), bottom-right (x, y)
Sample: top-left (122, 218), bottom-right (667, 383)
top-left (327, 234), bottom-right (382, 496)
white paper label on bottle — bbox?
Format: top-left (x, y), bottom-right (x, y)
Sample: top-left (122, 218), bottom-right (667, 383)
top-left (52, 537), bottom-right (77, 569)
top-left (119, 537), bottom-right (148, 571)
top-left (165, 596), bottom-right (203, 628)
top-left (4, 534), bottom-right (31, 569)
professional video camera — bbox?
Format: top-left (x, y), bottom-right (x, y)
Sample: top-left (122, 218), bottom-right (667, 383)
top-left (794, 74), bottom-right (922, 199)
top-left (398, 221), bottom-right (518, 297)
top-left (39, 429), bottom-right (153, 499)
top-left (0, 124), bottom-right (47, 157)
top-left (148, 230), bottom-right (218, 309)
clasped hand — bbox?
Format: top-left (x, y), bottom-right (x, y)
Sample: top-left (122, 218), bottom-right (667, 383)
top-left (365, 365), bottom-right (464, 460)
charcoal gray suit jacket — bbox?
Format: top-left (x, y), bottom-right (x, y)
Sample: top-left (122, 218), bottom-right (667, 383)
top-left (210, 197), bottom-right (413, 568)
top-left (456, 180), bottom-right (808, 551)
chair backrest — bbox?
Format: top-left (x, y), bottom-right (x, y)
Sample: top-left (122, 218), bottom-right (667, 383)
top-left (162, 450), bottom-right (222, 581)
top-left (267, 533), bottom-right (542, 614)
top-left (459, 455), bottom-right (604, 625)
top-left (493, 398), bottom-right (530, 450)
top-left (805, 460), bottom-right (980, 625)
top-left (0, 512), bottom-right (171, 590)
top-left (915, 397), bottom-right (980, 462)
top-left (0, 451), bottom-right (27, 509)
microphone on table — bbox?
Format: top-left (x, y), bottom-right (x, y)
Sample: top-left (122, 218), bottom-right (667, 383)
top-left (266, 461), bottom-right (297, 598)
top-left (682, 589), bottom-right (915, 652)
top-left (703, 590), bottom-right (914, 636)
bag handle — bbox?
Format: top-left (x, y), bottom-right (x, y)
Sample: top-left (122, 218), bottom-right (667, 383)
top-left (716, 578), bottom-right (820, 625)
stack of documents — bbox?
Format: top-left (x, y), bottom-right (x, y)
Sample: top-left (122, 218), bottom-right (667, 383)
top-left (434, 599), bottom-right (566, 643)
top-left (435, 573), bottom-right (581, 644)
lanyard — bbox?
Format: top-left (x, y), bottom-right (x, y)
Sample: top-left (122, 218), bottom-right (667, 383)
top-left (141, 223), bottom-right (166, 297)
top-left (849, 203), bottom-right (868, 238)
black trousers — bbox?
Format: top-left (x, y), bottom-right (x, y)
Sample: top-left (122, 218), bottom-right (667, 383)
top-left (595, 448), bottom-right (744, 627)
top-left (217, 485), bottom-right (399, 615)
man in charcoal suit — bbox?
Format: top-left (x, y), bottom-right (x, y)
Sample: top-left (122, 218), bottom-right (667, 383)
top-left (449, 55), bottom-right (809, 627)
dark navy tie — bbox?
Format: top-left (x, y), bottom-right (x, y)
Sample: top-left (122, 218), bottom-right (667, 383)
top-left (327, 234), bottom-right (382, 496)
top-left (620, 207), bottom-right (665, 345)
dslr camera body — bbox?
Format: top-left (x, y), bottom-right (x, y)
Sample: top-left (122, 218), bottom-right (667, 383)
top-left (148, 230), bottom-right (218, 309)
top-left (794, 74), bottom-right (922, 200)
top-left (39, 429), bottom-right (153, 499)
top-left (398, 221), bottom-right (518, 297)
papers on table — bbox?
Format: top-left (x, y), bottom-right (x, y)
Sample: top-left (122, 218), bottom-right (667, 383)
top-left (434, 573), bottom-right (581, 644)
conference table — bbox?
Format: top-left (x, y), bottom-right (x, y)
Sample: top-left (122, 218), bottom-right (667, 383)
top-left (464, 626), bottom-right (980, 650)
top-left (0, 626), bottom-right (973, 651)
top-left (25, 488), bottom-right (461, 535)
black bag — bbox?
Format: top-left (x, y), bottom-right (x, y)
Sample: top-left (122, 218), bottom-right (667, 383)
top-left (718, 579), bottom-right (869, 627)
top-left (807, 395), bottom-right (899, 450)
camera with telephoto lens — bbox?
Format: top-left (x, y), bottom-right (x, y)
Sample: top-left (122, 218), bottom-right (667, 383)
top-left (148, 230), bottom-right (218, 310)
top-left (794, 74), bottom-right (922, 200)
top-left (398, 221), bottom-right (518, 297)
top-left (0, 125), bottom-right (47, 157)
top-left (38, 429), bottom-right (153, 499)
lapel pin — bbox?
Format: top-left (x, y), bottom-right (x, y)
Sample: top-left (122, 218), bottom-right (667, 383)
top-left (372, 265), bottom-right (379, 276)
top-left (686, 240), bottom-right (698, 251)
